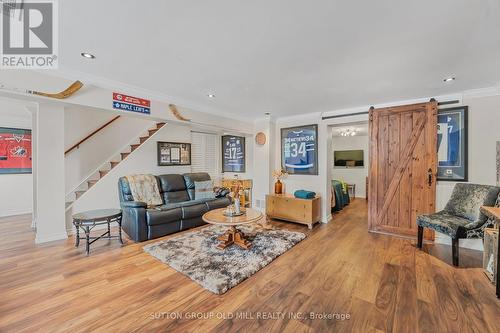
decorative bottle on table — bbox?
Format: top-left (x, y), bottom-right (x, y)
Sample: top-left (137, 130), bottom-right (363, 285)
top-left (234, 197), bottom-right (241, 214)
top-left (230, 181), bottom-right (243, 215)
top-left (272, 168), bottom-right (288, 194)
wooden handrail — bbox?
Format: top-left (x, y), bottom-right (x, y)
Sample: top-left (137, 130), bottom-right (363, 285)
top-left (65, 116), bottom-right (121, 155)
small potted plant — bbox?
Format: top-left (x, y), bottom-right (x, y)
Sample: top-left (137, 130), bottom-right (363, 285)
top-left (272, 168), bottom-right (288, 194)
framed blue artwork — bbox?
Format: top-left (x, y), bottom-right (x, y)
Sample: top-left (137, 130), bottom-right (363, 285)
top-left (281, 124), bottom-right (318, 175)
top-left (222, 136), bottom-right (245, 173)
top-left (437, 106), bottom-right (468, 181)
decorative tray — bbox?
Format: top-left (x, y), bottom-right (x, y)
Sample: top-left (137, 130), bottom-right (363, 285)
top-left (223, 210), bottom-right (246, 217)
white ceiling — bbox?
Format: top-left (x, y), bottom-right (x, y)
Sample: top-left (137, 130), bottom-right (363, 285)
top-left (59, 0), bottom-right (500, 119)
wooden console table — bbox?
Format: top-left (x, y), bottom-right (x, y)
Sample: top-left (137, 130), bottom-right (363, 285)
top-left (266, 194), bottom-right (321, 229)
top-left (480, 206), bottom-right (500, 298)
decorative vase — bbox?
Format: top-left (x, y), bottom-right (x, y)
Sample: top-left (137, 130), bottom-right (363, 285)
top-left (274, 179), bottom-right (283, 194)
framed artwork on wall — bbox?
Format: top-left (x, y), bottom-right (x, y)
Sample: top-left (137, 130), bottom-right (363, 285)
top-left (437, 106), bottom-right (468, 181)
top-left (281, 124), bottom-right (318, 175)
top-left (222, 135), bottom-right (246, 173)
top-left (157, 142), bottom-right (191, 166)
top-left (0, 127), bottom-right (32, 174)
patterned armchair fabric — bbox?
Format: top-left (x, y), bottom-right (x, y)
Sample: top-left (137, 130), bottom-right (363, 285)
top-left (416, 183), bottom-right (500, 239)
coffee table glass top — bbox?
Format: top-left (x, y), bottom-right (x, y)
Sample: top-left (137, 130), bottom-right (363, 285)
top-left (72, 209), bottom-right (122, 222)
top-left (202, 208), bottom-right (263, 226)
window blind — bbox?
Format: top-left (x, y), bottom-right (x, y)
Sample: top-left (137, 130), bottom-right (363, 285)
top-left (191, 132), bottom-right (219, 180)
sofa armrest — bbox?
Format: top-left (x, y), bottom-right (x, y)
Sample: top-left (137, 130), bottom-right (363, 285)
top-left (122, 201), bottom-right (147, 208)
top-left (121, 205), bottom-right (148, 242)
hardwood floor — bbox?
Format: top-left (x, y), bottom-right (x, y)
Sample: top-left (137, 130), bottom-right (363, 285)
top-left (0, 200), bottom-right (499, 332)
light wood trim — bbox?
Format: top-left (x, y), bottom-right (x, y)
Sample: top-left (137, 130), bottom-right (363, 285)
top-left (481, 206), bottom-right (500, 221)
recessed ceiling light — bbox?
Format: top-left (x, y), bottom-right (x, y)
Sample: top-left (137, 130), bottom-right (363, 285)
top-left (443, 77), bottom-right (455, 82)
top-left (81, 52), bottom-right (96, 59)
top-left (207, 94), bottom-right (215, 98)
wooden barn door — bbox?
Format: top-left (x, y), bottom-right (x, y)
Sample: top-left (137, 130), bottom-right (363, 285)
top-left (368, 101), bottom-right (437, 240)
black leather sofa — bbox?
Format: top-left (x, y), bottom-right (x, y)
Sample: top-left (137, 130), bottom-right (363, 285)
top-left (118, 172), bottom-right (230, 242)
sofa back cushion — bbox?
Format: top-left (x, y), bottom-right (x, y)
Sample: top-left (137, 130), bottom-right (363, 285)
top-left (444, 183), bottom-right (500, 222)
top-left (157, 174), bottom-right (190, 203)
top-left (183, 172), bottom-right (211, 200)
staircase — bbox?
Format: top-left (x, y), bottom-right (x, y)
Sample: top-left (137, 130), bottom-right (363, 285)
top-left (65, 122), bottom-right (166, 210)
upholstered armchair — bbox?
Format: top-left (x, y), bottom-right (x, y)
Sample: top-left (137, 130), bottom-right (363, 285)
top-left (416, 183), bottom-right (500, 266)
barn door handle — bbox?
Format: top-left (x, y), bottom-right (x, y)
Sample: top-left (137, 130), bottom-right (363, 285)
top-left (428, 168), bottom-right (433, 186)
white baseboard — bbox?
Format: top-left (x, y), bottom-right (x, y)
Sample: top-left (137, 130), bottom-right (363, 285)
top-left (0, 209), bottom-right (32, 218)
top-left (35, 231), bottom-right (68, 244)
top-left (322, 214), bottom-right (332, 223)
top-left (434, 232), bottom-right (483, 251)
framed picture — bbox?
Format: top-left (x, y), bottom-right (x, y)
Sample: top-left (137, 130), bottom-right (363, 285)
top-left (0, 127), bottom-right (32, 174)
top-left (437, 106), bottom-right (468, 181)
top-left (281, 124), bottom-right (318, 175)
top-left (222, 135), bottom-right (246, 173)
top-left (157, 142), bottom-right (191, 166)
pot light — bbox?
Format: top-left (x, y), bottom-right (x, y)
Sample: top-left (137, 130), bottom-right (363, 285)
top-left (207, 94), bottom-right (215, 98)
top-left (443, 77), bottom-right (455, 82)
top-left (81, 52), bottom-right (96, 59)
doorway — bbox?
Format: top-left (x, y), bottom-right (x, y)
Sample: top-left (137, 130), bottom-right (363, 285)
top-left (329, 121), bottom-right (369, 215)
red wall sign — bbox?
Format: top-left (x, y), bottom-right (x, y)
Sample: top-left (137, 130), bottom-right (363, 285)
top-left (112, 93), bottom-right (150, 107)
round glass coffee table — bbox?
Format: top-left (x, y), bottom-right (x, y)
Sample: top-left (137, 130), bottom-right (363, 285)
top-left (202, 208), bottom-right (263, 250)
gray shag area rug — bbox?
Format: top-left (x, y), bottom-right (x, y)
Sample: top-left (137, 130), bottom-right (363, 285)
top-left (143, 224), bottom-right (306, 294)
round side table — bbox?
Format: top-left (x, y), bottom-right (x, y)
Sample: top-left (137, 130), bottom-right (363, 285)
top-left (72, 209), bottom-right (123, 255)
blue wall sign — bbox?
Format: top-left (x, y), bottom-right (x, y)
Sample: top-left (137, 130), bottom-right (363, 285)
top-left (112, 101), bottom-right (150, 114)
top-left (437, 106), bottom-right (468, 181)
top-left (281, 124), bottom-right (318, 175)
top-left (222, 135), bottom-right (245, 173)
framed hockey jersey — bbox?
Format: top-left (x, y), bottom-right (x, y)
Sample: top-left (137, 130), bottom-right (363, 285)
top-left (281, 124), bottom-right (318, 175)
top-left (0, 127), bottom-right (32, 174)
top-left (437, 106), bottom-right (467, 181)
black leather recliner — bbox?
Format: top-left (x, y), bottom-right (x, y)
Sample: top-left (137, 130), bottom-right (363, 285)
top-left (118, 172), bottom-right (230, 242)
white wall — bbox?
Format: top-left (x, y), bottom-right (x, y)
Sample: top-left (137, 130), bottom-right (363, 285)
top-left (0, 100), bottom-right (33, 217)
top-left (34, 103), bottom-right (67, 243)
top-left (64, 107), bottom-right (155, 194)
top-left (273, 113), bottom-right (332, 222)
top-left (252, 117), bottom-right (275, 211)
top-left (435, 94), bottom-right (500, 250)
top-left (331, 134), bottom-right (369, 198)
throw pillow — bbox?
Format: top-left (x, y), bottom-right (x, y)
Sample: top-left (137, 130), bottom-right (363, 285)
top-left (195, 180), bottom-right (215, 200)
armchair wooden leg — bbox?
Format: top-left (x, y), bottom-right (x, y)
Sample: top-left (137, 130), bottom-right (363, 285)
top-left (417, 226), bottom-right (424, 249)
top-left (452, 238), bottom-right (459, 266)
